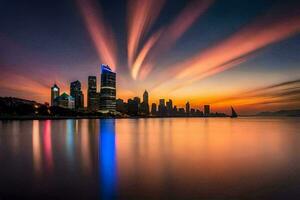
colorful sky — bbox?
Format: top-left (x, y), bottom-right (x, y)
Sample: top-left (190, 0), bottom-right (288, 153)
top-left (0, 0), bottom-right (300, 114)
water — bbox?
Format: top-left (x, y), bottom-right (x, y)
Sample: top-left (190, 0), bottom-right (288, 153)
top-left (0, 117), bottom-right (300, 199)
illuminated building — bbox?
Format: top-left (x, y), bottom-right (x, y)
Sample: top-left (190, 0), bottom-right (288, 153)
top-left (54, 92), bottom-right (75, 109)
top-left (70, 80), bottom-right (84, 110)
top-left (99, 64), bottom-right (116, 112)
top-left (51, 84), bottom-right (60, 106)
top-left (88, 76), bottom-right (99, 111)
top-left (204, 105), bottom-right (210, 116)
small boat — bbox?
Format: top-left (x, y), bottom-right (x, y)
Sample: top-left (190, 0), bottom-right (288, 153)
top-left (231, 106), bottom-right (238, 118)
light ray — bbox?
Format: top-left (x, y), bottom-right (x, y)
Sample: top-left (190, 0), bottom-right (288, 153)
top-left (77, 0), bottom-right (117, 70)
top-left (127, 0), bottom-right (165, 67)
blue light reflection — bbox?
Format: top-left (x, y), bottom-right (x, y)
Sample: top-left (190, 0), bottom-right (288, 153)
top-left (99, 119), bottom-right (117, 200)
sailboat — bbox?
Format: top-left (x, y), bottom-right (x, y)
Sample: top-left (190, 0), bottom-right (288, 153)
top-left (230, 106), bottom-right (238, 118)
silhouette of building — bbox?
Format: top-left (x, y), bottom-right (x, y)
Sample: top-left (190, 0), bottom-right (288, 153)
top-left (116, 98), bottom-right (127, 114)
top-left (51, 84), bottom-right (60, 106)
top-left (127, 98), bottom-right (138, 116)
top-left (178, 108), bottom-right (185, 115)
top-left (204, 105), bottom-right (210, 116)
top-left (70, 80), bottom-right (84, 110)
top-left (166, 99), bottom-right (173, 115)
top-left (54, 92), bottom-right (75, 109)
top-left (140, 90), bottom-right (149, 115)
top-left (99, 64), bottom-right (116, 112)
top-left (133, 97), bottom-right (141, 104)
top-left (158, 99), bottom-right (166, 115)
top-left (173, 106), bottom-right (178, 114)
top-left (186, 101), bottom-right (190, 115)
top-left (151, 103), bottom-right (157, 115)
top-left (87, 76), bottom-right (99, 111)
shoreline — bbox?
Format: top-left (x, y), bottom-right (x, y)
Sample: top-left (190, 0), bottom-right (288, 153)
top-left (0, 115), bottom-right (230, 120)
top-left (0, 115), bottom-right (299, 120)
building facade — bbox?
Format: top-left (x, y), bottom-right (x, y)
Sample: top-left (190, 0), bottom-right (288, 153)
top-left (51, 84), bottom-right (60, 106)
top-left (204, 105), bottom-right (210, 116)
top-left (54, 92), bottom-right (75, 109)
top-left (70, 80), bottom-right (84, 110)
top-left (99, 64), bottom-right (116, 112)
top-left (87, 76), bottom-right (99, 111)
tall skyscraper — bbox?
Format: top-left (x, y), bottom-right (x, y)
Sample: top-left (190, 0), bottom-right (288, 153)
top-left (204, 105), bottom-right (210, 116)
top-left (51, 83), bottom-right (60, 106)
top-left (99, 64), bottom-right (116, 112)
top-left (143, 90), bottom-right (149, 105)
top-left (140, 90), bottom-right (149, 115)
top-left (88, 76), bottom-right (99, 111)
top-left (70, 80), bottom-right (84, 110)
top-left (186, 101), bottom-right (190, 114)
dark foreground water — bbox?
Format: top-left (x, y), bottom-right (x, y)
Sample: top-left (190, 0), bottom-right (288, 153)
top-left (0, 117), bottom-right (300, 199)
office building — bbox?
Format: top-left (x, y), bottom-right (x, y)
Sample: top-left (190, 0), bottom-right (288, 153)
top-left (204, 105), bottom-right (210, 116)
top-left (140, 90), bottom-right (149, 115)
top-left (128, 98), bottom-right (138, 116)
top-left (166, 99), bottom-right (173, 115)
top-left (54, 92), bottom-right (75, 109)
top-left (70, 80), bottom-right (84, 110)
top-left (87, 76), bottom-right (99, 111)
top-left (51, 83), bottom-right (60, 106)
top-left (99, 64), bottom-right (116, 112)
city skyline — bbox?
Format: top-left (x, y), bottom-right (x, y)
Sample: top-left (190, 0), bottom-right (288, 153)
top-left (1, 0), bottom-right (300, 114)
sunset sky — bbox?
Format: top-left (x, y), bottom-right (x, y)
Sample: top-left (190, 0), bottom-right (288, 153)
top-left (0, 0), bottom-right (300, 114)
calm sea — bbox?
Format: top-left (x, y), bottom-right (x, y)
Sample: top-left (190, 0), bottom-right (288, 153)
top-left (0, 117), bottom-right (300, 199)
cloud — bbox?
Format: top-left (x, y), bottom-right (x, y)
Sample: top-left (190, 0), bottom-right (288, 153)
top-left (76, 0), bottom-right (118, 70)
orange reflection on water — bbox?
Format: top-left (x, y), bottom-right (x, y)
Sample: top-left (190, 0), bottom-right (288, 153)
top-left (32, 120), bottom-right (42, 176)
top-left (80, 120), bottom-right (92, 175)
top-left (43, 120), bottom-right (53, 171)
top-left (115, 118), bottom-right (294, 197)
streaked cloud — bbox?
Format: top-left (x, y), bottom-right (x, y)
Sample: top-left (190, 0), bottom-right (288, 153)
top-left (127, 0), bottom-right (165, 67)
top-left (131, 0), bottom-right (214, 79)
top-left (153, 5), bottom-right (300, 91)
top-left (76, 0), bottom-right (117, 70)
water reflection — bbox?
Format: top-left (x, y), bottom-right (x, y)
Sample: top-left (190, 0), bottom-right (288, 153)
top-left (66, 120), bottom-right (75, 165)
top-left (80, 119), bottom-right (92, 175)
top-left (32, 120), bottom-right (41, 176)
top-left (43, 120), bottom-right (53, 172)
top-left (99, 119), bottom-right (117, 200)
top-left (1, 118), bottom-right (300, 199)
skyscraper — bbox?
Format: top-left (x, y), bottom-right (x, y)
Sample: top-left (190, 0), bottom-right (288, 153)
top-left (204, 105), bottom-right (210, 116)
top-left (70, 80), bottom-right (84, 110)
top-left (186, 101), bottom-right (190, 114)
top-left (140, 90), bottom-right (149, 115)
top-left (51, 83), bottom-right (60, 106)
top-left (99, 64), bottom-right (116, 112)
top-left (143, 90), bottom-right (149, 105)
top-left (158, 99), bottom-right (166, 115)
top-left (88, 76), bottom-right (99, 111)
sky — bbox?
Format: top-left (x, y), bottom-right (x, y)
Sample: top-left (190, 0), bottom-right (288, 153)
top-left (0, 0), bottom-right (300, 114)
